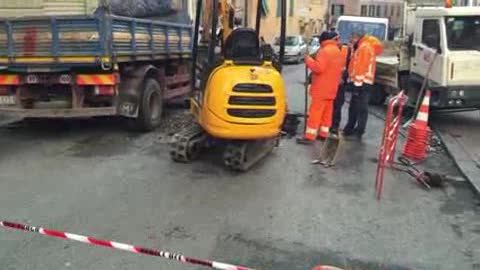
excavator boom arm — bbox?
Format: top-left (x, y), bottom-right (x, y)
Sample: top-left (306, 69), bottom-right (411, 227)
top-left (200, 0), bottom-right (235, 45)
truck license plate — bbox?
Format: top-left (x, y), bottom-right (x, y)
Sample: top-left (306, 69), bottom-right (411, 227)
top-left (0, 96), bottom-right (16, 105)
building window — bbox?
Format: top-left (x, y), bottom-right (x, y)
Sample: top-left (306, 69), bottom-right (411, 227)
top-left (376, 5), bottom-right (381, 17)
top-left (276, 0), bottom-right (281, 17)
top-left (390, 5), bottom-right (395, 17)
top-left (331, 4), bottom-right (344, 16)
top-left (289, 0), bottom-right (294, 16)
top-left (368, 5), bottom-right (375, 16)
top-left (361, 5), bottom-right (367, 16)
top-left (383, 5), bottom-right (388, 17)
top-left (397, 5), bottom-right (402, 17)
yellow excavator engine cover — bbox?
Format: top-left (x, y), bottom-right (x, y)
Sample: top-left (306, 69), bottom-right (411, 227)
top-left (193, 61), bottom-right (287, 140)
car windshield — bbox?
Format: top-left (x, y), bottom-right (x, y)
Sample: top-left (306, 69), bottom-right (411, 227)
top-left (337, 20), bottom-right (387, 44)
top-left (446, 16), bottom-right (480, 51)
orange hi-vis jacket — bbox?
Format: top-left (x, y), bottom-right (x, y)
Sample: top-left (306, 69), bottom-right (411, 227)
top-left (348, 36), bottom-right (384, 87)
top-left (305, 40), bottom-right (345, 100)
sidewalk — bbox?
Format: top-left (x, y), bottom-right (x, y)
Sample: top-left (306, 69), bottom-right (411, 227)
top-left (431, 111), bottom-right (480, 195)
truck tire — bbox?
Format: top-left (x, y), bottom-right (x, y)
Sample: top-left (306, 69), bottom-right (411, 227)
top-left (369, 85), bottom-right (387, 106)
top-left (129, 78), bottom-right (164, 132)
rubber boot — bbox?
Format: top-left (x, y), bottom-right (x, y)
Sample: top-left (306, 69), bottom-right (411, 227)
top-left (296, 137), bottom-right (314, 145)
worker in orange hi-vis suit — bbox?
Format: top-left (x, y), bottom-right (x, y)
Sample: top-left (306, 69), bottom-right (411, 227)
top-left (297, 31), bottom-right (346, 145)
top-left (343, 33), bottom-right (384, 140)
top-left (331, 42), bottom-right (353, 134)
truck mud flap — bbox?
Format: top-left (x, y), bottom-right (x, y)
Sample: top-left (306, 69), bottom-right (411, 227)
top-left (117, 65), bottom-right (165, 118)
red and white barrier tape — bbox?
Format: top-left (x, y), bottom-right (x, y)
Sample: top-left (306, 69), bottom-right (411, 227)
top-left (0, 221), bottom-right (253, 270)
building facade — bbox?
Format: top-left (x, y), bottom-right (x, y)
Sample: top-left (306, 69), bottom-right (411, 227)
top-left (235, 0), bottom-right (329, 42)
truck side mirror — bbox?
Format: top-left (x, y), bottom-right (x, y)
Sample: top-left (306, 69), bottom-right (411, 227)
top-left (408, 34), bottom-right (415, 56)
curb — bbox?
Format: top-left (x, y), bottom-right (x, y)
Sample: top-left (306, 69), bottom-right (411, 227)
top-left (431, 128), bottom-right (480, 196)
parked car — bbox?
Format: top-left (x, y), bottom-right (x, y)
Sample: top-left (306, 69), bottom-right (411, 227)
top-left (273, 35), bottom-right (307, 63)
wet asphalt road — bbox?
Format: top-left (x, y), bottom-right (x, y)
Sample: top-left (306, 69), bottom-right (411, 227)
top-left (1, 64), bottom-right (480, 270)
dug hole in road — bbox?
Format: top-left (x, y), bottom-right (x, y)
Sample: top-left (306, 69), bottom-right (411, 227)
top-left (0, 64), bottom-right (479, 270)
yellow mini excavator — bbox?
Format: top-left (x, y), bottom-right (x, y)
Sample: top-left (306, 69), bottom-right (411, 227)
top-left (170, 0), bottom-right (288, 171)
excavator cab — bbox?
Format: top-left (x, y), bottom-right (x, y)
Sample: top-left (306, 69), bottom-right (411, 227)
top-left (224, 28), bottom-right (261, 63)
top-left (171, 0), bottom-right (288, 171)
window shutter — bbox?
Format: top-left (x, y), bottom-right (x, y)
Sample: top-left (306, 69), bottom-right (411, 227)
top-left (289, 0), bottom-right (294, 16)
top-left (276, 0), bottom-right (281, 17)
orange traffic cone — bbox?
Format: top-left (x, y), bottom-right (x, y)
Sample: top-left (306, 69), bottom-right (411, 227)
top-left (402, 90), bottom-right (432, 161)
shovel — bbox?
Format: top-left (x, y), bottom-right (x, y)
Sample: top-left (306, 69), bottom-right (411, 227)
top-left (303, 63), bottom-right (309, 133)
top-left (312, 133), bottom-right (344, 168)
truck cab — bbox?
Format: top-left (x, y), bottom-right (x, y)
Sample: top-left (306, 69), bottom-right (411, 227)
top-left (406, 7), bottom-right (480, 109)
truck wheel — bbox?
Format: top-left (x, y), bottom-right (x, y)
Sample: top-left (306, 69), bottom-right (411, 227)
top-left (129, 78), bottom-right (163, 132)
top-left (369, 85), bottom-right (387, 106)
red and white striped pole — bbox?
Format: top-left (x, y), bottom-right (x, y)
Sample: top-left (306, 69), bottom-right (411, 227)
top-left (0, 221), bottom-right (254, 270)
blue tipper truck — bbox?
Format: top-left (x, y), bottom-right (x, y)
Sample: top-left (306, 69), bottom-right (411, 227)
top-left (0, 2), bottom-right (192, 131)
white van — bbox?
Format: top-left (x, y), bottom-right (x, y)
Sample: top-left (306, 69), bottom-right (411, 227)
top-left (336, 16), bottom-right (390, 44)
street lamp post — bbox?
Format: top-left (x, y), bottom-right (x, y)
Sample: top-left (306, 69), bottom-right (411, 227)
top-left (244, 0), bottom-right (249, 27)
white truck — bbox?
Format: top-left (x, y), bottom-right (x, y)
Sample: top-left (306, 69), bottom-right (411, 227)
top-left (372, 2), bottom-right (480, 110)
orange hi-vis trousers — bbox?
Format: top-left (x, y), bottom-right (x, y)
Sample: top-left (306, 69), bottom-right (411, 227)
top-left (305, 98), bottom-right (334, 140)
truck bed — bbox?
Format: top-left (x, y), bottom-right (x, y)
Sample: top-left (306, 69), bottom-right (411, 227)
top-left (375, 40), bottom-right (403, 90)
top-left (0, 11), bottom-right (192, 67)
top-left (376, 55), bottom-right (399, 89)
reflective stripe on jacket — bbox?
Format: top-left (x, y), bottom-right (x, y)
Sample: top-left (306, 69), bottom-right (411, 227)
top-left (348, 36), bottom-right (383, 87)
top-left (305, 40), bottom-right (345, 100)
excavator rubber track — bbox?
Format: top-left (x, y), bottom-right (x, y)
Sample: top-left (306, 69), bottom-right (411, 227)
top-left (223, 137), bottom-right (279, 172)
top-left (170, 123), bottom-right (207, 163)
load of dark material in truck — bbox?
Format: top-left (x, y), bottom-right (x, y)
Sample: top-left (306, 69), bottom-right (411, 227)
top-left (106, 0), bottom-right (174, 18)
top-left (98, 0), bottom-right (190, 23)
